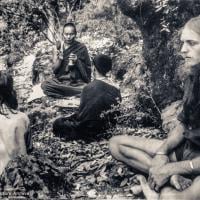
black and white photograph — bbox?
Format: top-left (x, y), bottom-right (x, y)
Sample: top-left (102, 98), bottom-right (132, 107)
top-left (0, 0), bottom-right (200, 199)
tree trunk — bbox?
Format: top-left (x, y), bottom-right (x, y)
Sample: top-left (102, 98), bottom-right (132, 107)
top-left (117, 0), bottom-right (200, 108)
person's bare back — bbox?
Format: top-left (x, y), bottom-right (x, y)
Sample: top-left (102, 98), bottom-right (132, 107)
top-left (0, 111), bottom-right (29, 174)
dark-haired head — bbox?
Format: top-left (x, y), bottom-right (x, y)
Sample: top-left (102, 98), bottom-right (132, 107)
top-left (63, 22), bottom-right (77, 35)
top-left (0, 71), bottom-right (18, 114)
top-left (93, 54), bottom-right (112, 76)
top-left (63, 22), bottom-right (77, 45)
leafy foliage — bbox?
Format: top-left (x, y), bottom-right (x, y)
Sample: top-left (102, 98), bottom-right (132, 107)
top-left (0, 0), bottom-right (89, 59)
top-left (117, 0), bottom-right (200, 108)
top-left (0, 152), bottom-right (72, 199)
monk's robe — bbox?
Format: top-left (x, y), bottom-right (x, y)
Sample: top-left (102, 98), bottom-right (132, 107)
top-left (41, 41), bottom-right (91, 98)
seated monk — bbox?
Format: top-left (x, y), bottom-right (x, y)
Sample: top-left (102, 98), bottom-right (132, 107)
top-left (109, 16), bottom-right (200, 200)
top-left (53, 54), bottom-right (121, 140)
top-left (41, 22), bottom-right (91, 98)
top-left (0, 71), bottom-right (32, 175)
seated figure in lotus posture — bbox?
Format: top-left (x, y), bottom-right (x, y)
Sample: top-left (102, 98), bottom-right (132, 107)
top-left (53, 54), bottom-right (121, 140)
top-left (109, 16), bottom-right (200, 200)
top-left (41, 22), bottom-right (91, 98)
top-left (0, 71), bottom-right (32, 175)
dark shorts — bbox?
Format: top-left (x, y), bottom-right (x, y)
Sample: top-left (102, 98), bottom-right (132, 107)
top-left (175, 139), bottom-right (200, 161)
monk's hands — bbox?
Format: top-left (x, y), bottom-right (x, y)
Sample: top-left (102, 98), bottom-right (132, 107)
top-left (148, 164), bottom-right (171, 192)
top-left (68, 53), bottom-right (78, 66)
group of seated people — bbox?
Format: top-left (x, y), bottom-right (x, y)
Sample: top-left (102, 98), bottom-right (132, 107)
top-left (1, 16), bottom-right (200, 199)
top-left (0, 22), bottom-right (121, 175)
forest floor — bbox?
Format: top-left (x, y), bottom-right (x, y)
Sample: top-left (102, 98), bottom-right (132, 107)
top-left (26, 97), bottom-right (163, 200)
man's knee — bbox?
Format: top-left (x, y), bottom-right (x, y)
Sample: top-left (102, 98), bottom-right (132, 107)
top-left (189, 176), bottom-right (200, 199)
top-left (160, 187), bottom-right (178, 200)
top-left (160, 176), bottom-right (200, 200)
top-left (159, 185), bottom-right (197, 200)
top-left (41, 81), bottom-right (48, 91)
top-left (53, 117), bottom-right (64, 135)
top-left (41, 80), bottom-right (54, 96)
top-left (109, 136), bottom-right (125, 160)
top-left (109, 136), bottom-right (120, 152)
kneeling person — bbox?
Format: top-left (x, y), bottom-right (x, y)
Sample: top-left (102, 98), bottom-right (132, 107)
top-left (53, 54), bottom-right (121, 140)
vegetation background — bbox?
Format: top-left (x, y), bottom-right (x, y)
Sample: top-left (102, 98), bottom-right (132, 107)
top-left (0, 0), bottom-right (200, 199)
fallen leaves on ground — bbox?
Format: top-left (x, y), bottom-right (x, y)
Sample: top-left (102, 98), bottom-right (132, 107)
top-left (0, 97), bottom-right (164, 199)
